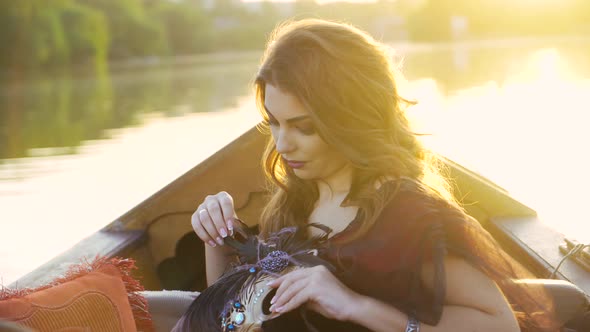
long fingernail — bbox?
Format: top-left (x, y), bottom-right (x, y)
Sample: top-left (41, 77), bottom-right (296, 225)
top-left (275, 306), bottom-right (283, 312)
top-left (270, 296), bottom-right (276, 304)
top-left (208, 241), bottom-right (217, 247)
top-left (227, 220), bottom-right (234, 236)
top-left (216, 237), bottom-right (224, 245)
top-left (219, 228), bottom-right (228, 238)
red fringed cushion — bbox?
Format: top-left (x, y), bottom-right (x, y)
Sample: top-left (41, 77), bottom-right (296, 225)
top-left (0, 256), bottom-right (154, 332)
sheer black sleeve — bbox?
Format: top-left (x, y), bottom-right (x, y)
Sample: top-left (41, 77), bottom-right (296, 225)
top-left (329, 182), bottom-right (558, 331)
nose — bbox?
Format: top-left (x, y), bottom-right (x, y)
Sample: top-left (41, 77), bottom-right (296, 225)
top-left (274, 128), bottom-right (295, 154)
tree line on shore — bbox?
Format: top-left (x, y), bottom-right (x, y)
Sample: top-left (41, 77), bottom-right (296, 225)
top-left (1, 0), bottom-right (589, 72)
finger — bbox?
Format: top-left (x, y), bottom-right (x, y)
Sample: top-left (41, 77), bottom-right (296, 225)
top-left (218, 192), bottom-right (237, 235)
top-left (269, 276), bottom-right (294, 303)
top-left (274, 286), bottom-right (311, 313)
top-left (271, 279), bottom-right (307, 311)
top-left (205, 198), bottom-right (228, 238)
top-left (191, 214), bottom-right (217, 247)
top-left (192, 207), bottom-right (217, 247)
top-left (199, 208), bottom-right (224, 245)
top-left (270, 270), bottom-right (307, 303)
top-left (267, 276), bottom-right (282, 288)
top-left (267, 268), bottom-right (305, 287)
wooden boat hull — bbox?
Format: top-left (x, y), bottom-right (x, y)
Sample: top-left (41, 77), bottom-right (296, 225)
top-left (12, 125), bottom-right (590, 303)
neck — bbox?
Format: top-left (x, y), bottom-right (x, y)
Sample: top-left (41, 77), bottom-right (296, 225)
top-left (315, 164), bottom-right (353, 203)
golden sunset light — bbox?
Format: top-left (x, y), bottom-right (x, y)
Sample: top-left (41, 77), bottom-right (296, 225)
top-left (1, 1), bottom-right (589, 329)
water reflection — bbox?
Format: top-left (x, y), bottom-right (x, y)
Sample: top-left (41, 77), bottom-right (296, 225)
top-left (406, 41), bottom-right (590, 243)
top-left (401, 38), bottom-right (590, 95)
top-left (1, 40), bottom-right (589, 285)
top-left (0, 53), bottom-right (260, 160)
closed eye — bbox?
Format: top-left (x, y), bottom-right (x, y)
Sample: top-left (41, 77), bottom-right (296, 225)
top-left (296, 124), bottom-right (316, 135)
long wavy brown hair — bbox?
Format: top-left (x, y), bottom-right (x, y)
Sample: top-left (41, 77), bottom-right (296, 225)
top-left (252, 18), bottom-right (558, 331)
top-left (255, 18), bottom-right (454, 240)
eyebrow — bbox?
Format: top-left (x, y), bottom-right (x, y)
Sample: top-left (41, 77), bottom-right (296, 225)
top-left (264, 105), bottom-right (310, 123)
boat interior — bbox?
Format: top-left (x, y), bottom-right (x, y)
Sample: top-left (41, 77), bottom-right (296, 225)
top-left (11, 126), bottom-right (590, 331)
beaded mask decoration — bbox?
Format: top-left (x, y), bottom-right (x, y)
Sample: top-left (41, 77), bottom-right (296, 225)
top-left (220, 265), bottom-right (301, 331)
top-left (173, 219), bottom-right (333, 332)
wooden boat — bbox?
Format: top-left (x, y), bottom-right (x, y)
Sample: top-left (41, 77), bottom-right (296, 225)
top-left (10, 125), bottom-right (590, 328)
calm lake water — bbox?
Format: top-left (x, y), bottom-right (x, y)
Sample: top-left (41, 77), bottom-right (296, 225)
top-left (1, 38), bottom-right (589, 285)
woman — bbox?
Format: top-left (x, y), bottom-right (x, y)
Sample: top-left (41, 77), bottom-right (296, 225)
top-left (191, 19), bottom-right (557, 331)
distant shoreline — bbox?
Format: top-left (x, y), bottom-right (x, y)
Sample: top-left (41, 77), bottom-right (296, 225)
top-left (109, 34), bottom-right (590, 70)
top-left (3, 35), bottom-right (589, 79)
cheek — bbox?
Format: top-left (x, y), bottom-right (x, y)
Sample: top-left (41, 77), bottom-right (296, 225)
top-left (312, 141), bottom-right (348, 167)
top-left (304, 138), bottom-right (336, 161)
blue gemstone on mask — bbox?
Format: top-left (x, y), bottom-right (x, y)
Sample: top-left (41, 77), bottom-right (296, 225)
top-left (235, 312), bottom-right (245, 325)
top-left (227, 324), bottom-right (235, 330)
top-left (234, 302), bottom-right (242, 308)
top-left (249, 267), bottom-right (256, 273)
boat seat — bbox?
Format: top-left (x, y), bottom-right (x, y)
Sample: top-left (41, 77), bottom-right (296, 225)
top-left (141, 290), bottom-right (199, 332)
top-left (141, 279), bottom-right (589, 332)
top-left (515, 279), bottom-right (589, 331)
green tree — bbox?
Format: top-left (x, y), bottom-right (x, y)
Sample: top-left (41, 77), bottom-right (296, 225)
top-left (60, 3), bottom-right (109, 72)
top-left (152, 1), bottom-right (213, 55)
top-left (0, 1), bottom-right (109, 70)
top-left (80, 0), bottom-right (167, 58)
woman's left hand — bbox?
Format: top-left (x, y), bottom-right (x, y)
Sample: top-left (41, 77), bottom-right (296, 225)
top-left (267, 265), bottom-right (361, 321)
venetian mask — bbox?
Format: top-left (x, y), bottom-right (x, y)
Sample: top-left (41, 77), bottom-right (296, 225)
top-left (220, 265), bottom-right (300, 332)
top-left (173, 220), bottom-right (332, 332)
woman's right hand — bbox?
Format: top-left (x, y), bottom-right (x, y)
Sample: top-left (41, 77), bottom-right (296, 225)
top-left (191, 191), bottom-right (237, 247)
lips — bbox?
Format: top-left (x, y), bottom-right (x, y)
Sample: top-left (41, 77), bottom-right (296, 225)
top-left (283, 158), bottom-right (306, 169)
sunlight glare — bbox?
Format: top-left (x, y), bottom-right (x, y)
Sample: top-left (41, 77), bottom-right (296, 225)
top-left (409, 49), bottom-right (590, 242)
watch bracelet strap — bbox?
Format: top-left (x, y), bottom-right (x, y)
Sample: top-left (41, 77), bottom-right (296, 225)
top-left (405, 315), bottom-right (420, 332)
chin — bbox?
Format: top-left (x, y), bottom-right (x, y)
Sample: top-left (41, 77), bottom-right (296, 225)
top-left (291, 169), bottom-right (314, 180)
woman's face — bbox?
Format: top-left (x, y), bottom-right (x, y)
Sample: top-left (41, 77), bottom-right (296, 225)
top-left (264, 84), bottom-right (351, 185)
